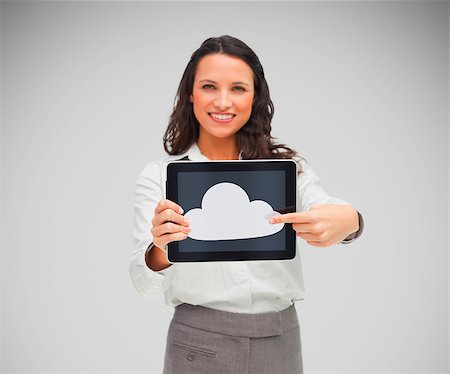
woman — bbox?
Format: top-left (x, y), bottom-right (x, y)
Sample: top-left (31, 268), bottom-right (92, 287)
top-left (130, 35), bottom-right (363, 373)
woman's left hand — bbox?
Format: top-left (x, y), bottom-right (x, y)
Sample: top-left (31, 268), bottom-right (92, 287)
top-left (269, 204), bottom-right (359, 247)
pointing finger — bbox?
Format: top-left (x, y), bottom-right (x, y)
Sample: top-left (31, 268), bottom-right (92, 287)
top-left (269, 211), bottom-right (313, 224)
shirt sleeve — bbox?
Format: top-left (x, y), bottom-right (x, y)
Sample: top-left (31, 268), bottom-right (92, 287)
top-left (297, 158), bottom-right (349, 211)
top-left (129, 161), bottom-right (173, 297)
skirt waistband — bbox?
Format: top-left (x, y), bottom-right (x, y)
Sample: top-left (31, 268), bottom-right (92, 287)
top-left (172, 303), bottom-right (298, 338)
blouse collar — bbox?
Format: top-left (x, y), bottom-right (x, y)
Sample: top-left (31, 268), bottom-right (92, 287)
top-left (183, 142), bottom-right (243, 161)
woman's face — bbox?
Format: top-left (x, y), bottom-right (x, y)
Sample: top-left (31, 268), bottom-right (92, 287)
top-left (190, 53), bottom-right (255, 143)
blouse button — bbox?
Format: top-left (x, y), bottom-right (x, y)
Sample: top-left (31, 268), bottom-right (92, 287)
top-left (187, 352), bottom-right (195, 361)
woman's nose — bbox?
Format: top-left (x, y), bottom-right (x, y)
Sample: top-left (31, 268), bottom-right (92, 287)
top-left (214, 91), bottom-right (232, 110)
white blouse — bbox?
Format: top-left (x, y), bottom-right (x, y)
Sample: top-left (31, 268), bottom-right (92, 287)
top-left (129, 143), bottom-right (356, 313)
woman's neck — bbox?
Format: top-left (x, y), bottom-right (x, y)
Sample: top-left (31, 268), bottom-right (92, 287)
top-left (197, 135), bottom-right (240, 160)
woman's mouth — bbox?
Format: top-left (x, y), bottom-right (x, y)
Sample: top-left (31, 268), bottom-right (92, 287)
top-left (209, 112), bottom-right (236, 123)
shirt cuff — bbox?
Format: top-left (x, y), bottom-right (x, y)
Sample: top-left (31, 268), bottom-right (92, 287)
top-left (340, 211), bottom-right (364, 244)
top-left (129, 244), bottom-right (169, 296)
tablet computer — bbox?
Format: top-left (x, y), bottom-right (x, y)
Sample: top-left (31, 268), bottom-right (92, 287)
top-left (166, 160), bottom-right (297, 262)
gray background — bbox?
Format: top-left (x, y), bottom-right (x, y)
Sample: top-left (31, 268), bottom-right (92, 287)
top-left (1, 1), bottom-right (448, 373)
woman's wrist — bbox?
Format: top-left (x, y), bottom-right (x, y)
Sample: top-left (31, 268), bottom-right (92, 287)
top-left (145, 243), bottom-right (172, 271)
top-left (342, 211), bottom-right (364, 243)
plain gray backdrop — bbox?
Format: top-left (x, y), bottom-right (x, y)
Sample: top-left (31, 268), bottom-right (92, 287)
top-left (1, 1), bottom-right (448, 373)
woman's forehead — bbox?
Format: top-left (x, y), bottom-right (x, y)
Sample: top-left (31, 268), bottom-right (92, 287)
top-left (195, 54), bottom-right (254, 83)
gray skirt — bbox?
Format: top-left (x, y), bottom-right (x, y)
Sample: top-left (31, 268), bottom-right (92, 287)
top-left (163, 303), bottom-right (303, 374)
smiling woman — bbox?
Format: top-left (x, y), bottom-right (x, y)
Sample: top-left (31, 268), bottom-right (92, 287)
top-left (130, 35), bottom-right (364, 374)
top-left (163, 35), bottom-right (298, 161)
top-left (190, 54), bottom-right (255, 159)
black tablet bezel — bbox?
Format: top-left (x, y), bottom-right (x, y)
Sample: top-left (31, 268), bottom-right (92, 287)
top-left (166, 160), bottom-right (297, 262)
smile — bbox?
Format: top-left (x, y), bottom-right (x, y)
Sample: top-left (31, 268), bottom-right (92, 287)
top-left (209, 113), bottom-right (236, 122)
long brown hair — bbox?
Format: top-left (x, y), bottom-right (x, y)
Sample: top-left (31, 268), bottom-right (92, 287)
top-left (163, 35), bottom-right (301, 162)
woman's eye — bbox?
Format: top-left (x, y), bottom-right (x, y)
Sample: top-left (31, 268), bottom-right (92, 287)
top-left (201, 84), bottom-right (245, 91)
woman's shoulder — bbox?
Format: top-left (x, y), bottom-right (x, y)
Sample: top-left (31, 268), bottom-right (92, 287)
top-left (289, 154), bottom-right (309, 176)
top-left (138, 151), bottom-right (190, 180)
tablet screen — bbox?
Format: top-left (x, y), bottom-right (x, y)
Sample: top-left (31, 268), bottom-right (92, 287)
top-left (166, 160), bottom-right (296, 262)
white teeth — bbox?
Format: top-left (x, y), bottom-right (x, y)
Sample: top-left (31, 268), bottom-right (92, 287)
top-left (210, 113), bottom-right (234, 120)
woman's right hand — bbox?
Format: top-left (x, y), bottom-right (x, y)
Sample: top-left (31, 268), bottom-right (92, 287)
top-left (151, 199), bottom-right (191, 252)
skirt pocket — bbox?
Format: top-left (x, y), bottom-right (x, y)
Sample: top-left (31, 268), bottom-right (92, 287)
top-left (163, 321), bottom-right (221, 374)
top-left (172, 341), bottom-right (217, 358)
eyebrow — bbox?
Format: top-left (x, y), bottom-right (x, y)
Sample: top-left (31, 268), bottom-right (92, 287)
top-left (198, 79), bottom-right (250, 87)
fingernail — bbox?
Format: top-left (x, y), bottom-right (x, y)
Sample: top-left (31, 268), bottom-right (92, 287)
top-left (183, 226), bottom-right (191, 233)
top-left (269, 218), bottom-right (275, 224)
top-left (183, 218), bottom-right (190, 226)
top-left (179, 207), bottom-right (184, 214)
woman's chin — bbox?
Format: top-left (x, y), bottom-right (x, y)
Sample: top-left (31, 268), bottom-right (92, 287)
top-left (201, 129), bottom-right (239, 140)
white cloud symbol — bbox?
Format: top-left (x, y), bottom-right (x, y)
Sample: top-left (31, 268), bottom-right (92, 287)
top-left (184, 182), bottom-right (284, 241)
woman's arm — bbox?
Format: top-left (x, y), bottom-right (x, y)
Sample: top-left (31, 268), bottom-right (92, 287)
top-left (130, 163), bottom-right (180, 295)
top-left (269, 204), bottom-right (360, 247)
top-left (145, 243), bottom-right (172, 271)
